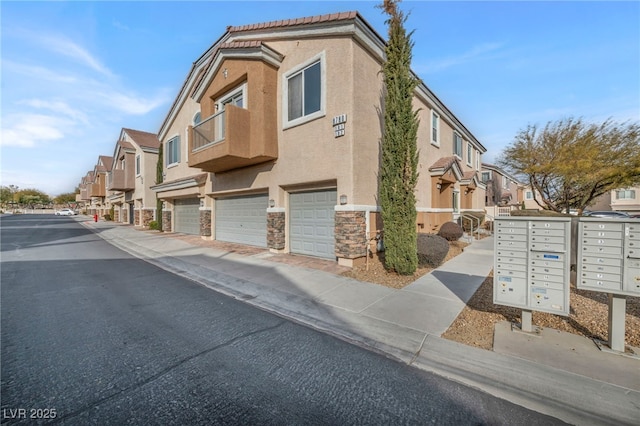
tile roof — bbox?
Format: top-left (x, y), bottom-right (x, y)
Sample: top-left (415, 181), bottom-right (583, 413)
top-left (429, 156), bottom-right (460, 171)
top-left (227, 11), bottom-right (358, 33)
top-left (123, 128), bottom-right (160, 149)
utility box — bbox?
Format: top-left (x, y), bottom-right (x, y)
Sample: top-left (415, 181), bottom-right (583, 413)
top-left (577, 218), bottom-right (640, 296)
top-left (494, 217), bottom-right (572, 315)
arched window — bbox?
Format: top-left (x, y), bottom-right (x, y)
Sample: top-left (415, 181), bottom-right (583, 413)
top-left (193, 112), bottom-right (201, 125)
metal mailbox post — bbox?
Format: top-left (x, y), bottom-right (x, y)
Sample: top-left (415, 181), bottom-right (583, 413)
top-left (577, 217), bottom-right (640, 352)
top-left (494, 217), bottom-right (572, 332)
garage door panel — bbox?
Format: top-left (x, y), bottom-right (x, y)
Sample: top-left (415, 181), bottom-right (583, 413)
top-left (215, 195), bottom-right (267, 248)
top-left (174, 198), bottom-right (200, 235)
top-left (290, 190), bottom-right (336, 259)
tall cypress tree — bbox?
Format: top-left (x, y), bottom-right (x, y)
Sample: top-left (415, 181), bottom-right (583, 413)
top-left (379, 0), bottom-right (419, 275)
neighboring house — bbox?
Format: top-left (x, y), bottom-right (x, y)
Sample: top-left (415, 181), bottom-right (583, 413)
top-left (481, 163), bottom-right (524, 207)
top-left (519, 184), bottom-right (543, 210)
top-left (87, 155), bottom-right (113, 218)
top-left (153, 11), bottom-right (487, 266)
top-left (77, 171), bottom-right (94, 213)
top-left (588, 186), bottom-right (640, 215)
top-left (106, 128), bottom-right (160, 227)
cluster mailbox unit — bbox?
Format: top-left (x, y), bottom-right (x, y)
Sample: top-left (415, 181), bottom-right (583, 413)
top-left (494, 217), bottom-right (572, 329)
top-left (576, 217), bottom-right (640, 352)
top-left (577, 217), bottom-right (640, 296)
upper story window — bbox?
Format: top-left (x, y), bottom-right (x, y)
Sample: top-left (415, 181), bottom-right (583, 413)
top-left (193, 112), bottom-right (201, 125)
top-left (135, 155), bottom-right (141, 176)
top-left (476, 150), bottom-right (480, 170)
top-left (466, 142), bottom-right (473, 166)
top-left (283, 53), bottom-right (325, 128)
top-left (525, 190), bottom-right (534, 200)
top-left (166, 136), bottom-right (180, 166)
top-left (453, 132), bottom-right (463, 158)
top-left (431, 110), bottom-right (440, 146)
top-left (615, 189), bottom-right (636, 200)
top-left (481, 171), bottom-right (491, 183)
top-left (502, 176), bottom-right (509, 189)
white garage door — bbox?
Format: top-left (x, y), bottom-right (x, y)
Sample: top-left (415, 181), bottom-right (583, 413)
top-left (174, 198), bottom-right (200, 235)
top-left (290, 190), bottom-right (336, 259)
top-left (215, 194), bottom-right (268, 247)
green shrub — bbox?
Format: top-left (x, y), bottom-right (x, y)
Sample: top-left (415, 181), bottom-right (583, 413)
top-left (417, 233), bottom-right (449, 267)
top-left (148, 220), bottom-right (160, 231)
top-left (438, 221), bottom-right (464, 241)
top-left (103, 214), bottom-right (112, 221)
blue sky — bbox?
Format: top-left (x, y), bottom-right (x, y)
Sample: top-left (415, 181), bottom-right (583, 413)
top-left (1, 0), bottom-right (638, 196)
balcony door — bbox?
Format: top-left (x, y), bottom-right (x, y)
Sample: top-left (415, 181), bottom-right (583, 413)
top-left (217, 88), bottom-right (244, 140)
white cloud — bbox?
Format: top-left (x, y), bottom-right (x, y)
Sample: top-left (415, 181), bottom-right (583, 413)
top-left (0, 113), bottom-right (71, 148)
top-left (95, 89), bottom-right (172, 116)
top-left (418, 42), bottom-right (505, 73)
top-left (18, 99), bottom-right (89, 125)
top-left (2, 60), bottom-right (78, 84)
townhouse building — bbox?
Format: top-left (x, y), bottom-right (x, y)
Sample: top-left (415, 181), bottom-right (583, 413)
top-left (153, 11), bottom-right (487, 266)
top-left (106, 128), bottom-right (160, 226)
top-left (481, 163), bottom-right (524, 207)
top-left (86, 155), bottom-right (113, 218)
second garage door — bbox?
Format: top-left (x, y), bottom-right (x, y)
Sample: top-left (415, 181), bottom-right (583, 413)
top-left (215, 194), bottom-right (268, 247)
top-left (290, 190), bottom-right (336, 259)
top-left (174, 198), bottom-right (200, 235)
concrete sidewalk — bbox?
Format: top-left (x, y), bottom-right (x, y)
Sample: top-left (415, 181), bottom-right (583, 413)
top-left (79, 217), bottom-right (639, 425)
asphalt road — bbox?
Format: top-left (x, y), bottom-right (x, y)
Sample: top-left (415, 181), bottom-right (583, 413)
top-left (0, 215), bottom-right (565, 425)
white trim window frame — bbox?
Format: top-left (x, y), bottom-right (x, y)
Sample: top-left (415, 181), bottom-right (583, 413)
top-left (525, 190), bottom-right (533, 200)
top-left (453, 132), bottom-right (463, 158)
top-left (216, 84), bottom-right (247, 141)
top-left (283, 52), bottom-right (325, 129)
top-left (135, 154), bottom-right (141, 176)
top-left (166, 135), bottom-right (180, 167)
top-left (615, 189), bottom-right (636, 200)
top-left (476, 149), bottom-right (480, 170)
top-left (452, 189), bottom-right (460, 213)
top-left (431, 110), bottom-right (440, 146)
top-left (466, 142), bottom-right (473, 167)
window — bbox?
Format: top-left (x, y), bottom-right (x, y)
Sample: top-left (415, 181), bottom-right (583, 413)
top-left (525, 190), bottom-right (533, 200)
top-left (466, 142), bottom-right (473, 166)
top-left (481, 171), bottom-right (491, 183)
top-left (166, 136), bottom-right (180, 166)
top-left (135, 155), bottom-right (141, 176)
top-left (502, 176), bottom-right (509, 189)
top-left (616, 189), bottom-right (636, 199)
top-left (431, 110), bottom-right (440, 145)
top-left (453, 132), bottom-right (462, 158)
top-left (193, 112), bottom-right (201, 125)
top-left (284, 55), bottom-right (324, 127)
top-left (476, 150), bottom-right (480, 170)
top-left (452, 190), bottom-right (460, 213)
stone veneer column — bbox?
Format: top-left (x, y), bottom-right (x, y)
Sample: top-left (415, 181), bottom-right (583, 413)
top-left (200, 209), bottom-right (212, 237)
top-left (142, 209), bottom-right (155, 228)
top-left (334, 210), bottom-right (367, 259)
top-left (162, 210), bottom-right (172, 232)
top-left (134, 209), bottom-right (141, 226)
top-left (114, 209), bottom-right (120, 222)
top-left (267, 211), bottom-right (285, 250)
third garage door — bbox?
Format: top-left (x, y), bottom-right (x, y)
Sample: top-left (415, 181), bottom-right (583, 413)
top-left (290, 190), bottom-right (336, 259)
top-left (215, 194), bottom-right (268, 248)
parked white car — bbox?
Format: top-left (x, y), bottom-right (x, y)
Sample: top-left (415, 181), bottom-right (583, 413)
top-left (55, 208), bottom-right (77, 216)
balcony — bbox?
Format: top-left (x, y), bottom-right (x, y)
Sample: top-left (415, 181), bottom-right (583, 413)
top-left (89, 182), bottom-right (105, 197)
top-left (189, 105), bottom-right (277, 173)
top-left (107, 169), bottom-right (134, 191)
top-left (79, 187), bottom-right (90, 201)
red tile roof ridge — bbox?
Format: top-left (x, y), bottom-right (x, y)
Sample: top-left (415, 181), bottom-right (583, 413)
top-left (228, 11), bottom-right (358, 33)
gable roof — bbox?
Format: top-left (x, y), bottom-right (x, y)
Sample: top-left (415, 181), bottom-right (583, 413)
top-left (122, 128), bottom-right (160, 150)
